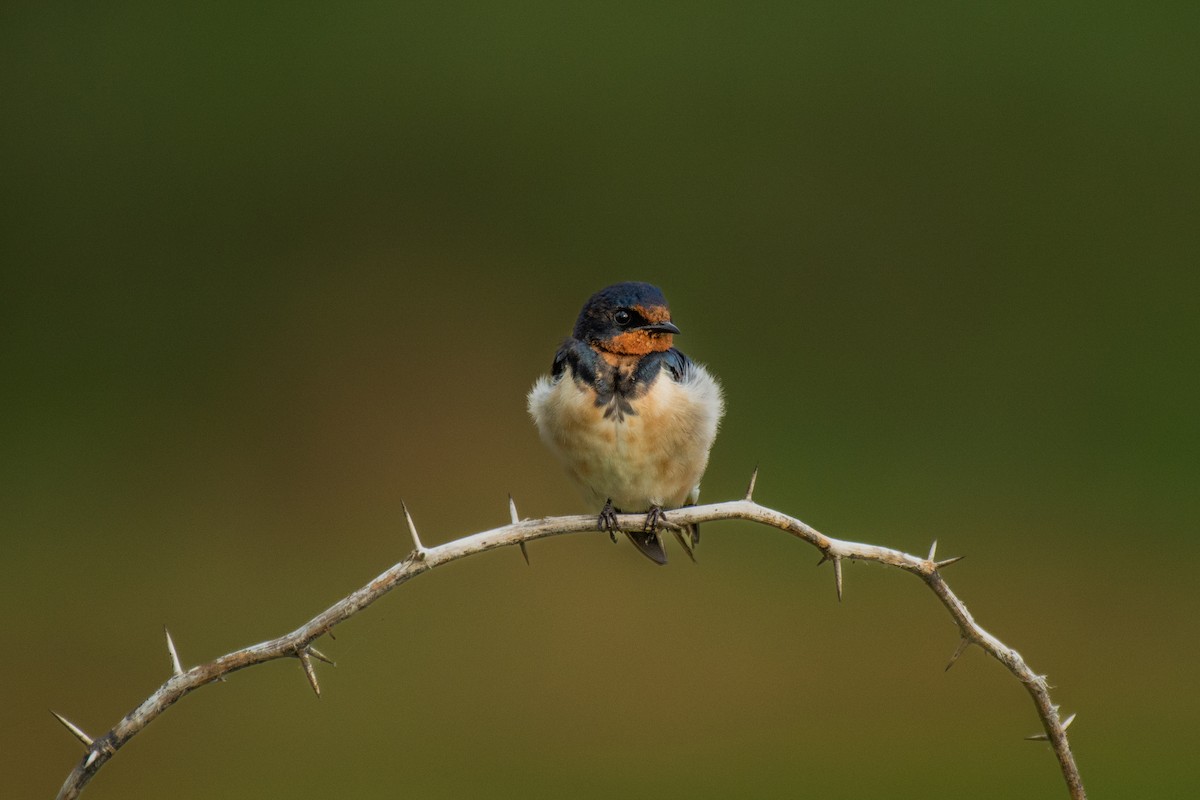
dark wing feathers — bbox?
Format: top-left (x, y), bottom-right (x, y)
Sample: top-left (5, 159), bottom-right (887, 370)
top-left (550, 338), bottom-right (599, 383)
top-left (661, 347), bottom-right (693, 381)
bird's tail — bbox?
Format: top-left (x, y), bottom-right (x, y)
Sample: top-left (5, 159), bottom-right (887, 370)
top-left (672, 523), bottom-right (699, 563)
top-left (624, 530), bottom-right (669, 565)
top-left (625, 524), bottom-right (699, 565)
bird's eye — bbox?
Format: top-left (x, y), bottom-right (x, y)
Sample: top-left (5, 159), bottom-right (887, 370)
top-left (614, 310), bottom-right (632, 326)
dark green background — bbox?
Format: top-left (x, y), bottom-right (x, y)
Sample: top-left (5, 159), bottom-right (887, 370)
top-left (4, 3), bottom-right (1196, 797)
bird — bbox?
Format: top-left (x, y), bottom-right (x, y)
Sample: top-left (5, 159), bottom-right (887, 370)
top-left (527, 281), bottom-right (724, 564)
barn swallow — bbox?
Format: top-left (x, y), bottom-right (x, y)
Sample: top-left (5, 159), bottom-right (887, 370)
top-left (527, 281), bottom-right (724, 564)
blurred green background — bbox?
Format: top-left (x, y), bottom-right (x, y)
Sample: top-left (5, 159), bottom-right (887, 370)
top-left (3, 2), bottom-right (1197, 797)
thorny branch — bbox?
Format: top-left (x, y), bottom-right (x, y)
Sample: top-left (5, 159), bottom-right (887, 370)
top-left (53, 482), bottom-right (1086, 800)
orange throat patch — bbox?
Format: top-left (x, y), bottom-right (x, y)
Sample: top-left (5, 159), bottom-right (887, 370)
top-left (600, 329), bottom-right (674, 356)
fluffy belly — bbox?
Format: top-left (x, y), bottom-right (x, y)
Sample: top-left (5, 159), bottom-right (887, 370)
top-left (528, 370), bottom-right (720, 512)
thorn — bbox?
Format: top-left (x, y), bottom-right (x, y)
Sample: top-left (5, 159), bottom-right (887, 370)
top-left (509, 495), bottom-right (530, 564)
top-left (297, 650), bottom-right (321, 698)
top-left (945, 637), bottom-right (972, 671)
top-left (935, 555), bottom-right (965, 569)
top-left (1023, 717), bottom-right (1071, 742)
top-left (50, 711), bottom-right (94, 747)
top-left (401, 500), bottom-right (426, 558)
top-left (927, 540), bottom-right (938, 561)
top-left (164, 626), bottom-right (183, 676)
top-left (307, 646), bottom-right (336, 666)
top-left (744, 465), bottom-right (759, 501)
top-left (832, 555), bottom-right (843, 602)
top-left (816, 553), bottom-right (829, 566)
top-left (85, 750), bottom-right (100, 768)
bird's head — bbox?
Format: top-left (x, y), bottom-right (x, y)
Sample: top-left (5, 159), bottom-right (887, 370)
top-left (572, 281), bottom-right (680, 355)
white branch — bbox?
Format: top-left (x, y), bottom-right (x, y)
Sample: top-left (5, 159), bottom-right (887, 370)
top-left (53, 498), bottom-right (1086, 799)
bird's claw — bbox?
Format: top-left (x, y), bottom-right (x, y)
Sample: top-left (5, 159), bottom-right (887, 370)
top-left (643, 505), bottom-right (667, 532)
top-left (598, 499), bottom-right (620, 542)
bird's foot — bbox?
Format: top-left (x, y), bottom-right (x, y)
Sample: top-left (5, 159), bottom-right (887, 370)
top-left (643, 505), bottom-right (667, 532)
top-left (599, 499), bottom-right (620, 543)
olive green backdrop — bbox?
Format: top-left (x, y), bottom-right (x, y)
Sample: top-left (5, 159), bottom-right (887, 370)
top-left (3, 3), bottom-right (1196, 798)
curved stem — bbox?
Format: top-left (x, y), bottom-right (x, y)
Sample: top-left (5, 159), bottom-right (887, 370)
top-left (54, 499), bottom-right (1085, 799)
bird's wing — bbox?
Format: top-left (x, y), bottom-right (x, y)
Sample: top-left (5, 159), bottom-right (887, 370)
top-left (550, 338), bottom-right (602, 384)
top-left (661, 347), bottom-right (694, 382)
top-left (665, 352), bottom-right (703, 554)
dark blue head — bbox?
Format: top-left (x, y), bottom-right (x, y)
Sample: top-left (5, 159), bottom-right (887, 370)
top-left (572, 281), bottom-right (681, 355)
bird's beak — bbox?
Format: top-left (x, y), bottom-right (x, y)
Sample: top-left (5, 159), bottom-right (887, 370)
top-left (638, 321), bottom-right (681, 335)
